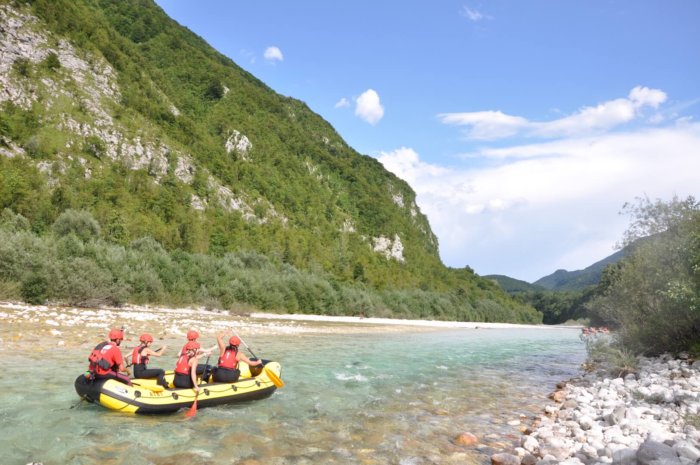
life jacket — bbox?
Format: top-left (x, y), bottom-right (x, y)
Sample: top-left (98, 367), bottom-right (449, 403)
top-left (218, 346), bottom-right (239, 370)
top-left (175, 353), bottom-right (192, 375)
top-left (87, 341), bottom-right (114, 376)
top-left (132, 345), bottom-right (149, 366)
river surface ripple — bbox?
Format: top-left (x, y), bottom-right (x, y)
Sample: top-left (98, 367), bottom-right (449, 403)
top-left (0, 305), bottom-right (585, 465)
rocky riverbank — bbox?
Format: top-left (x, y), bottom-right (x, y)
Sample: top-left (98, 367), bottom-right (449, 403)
top-left (491, 355), bottom-right (700, 465)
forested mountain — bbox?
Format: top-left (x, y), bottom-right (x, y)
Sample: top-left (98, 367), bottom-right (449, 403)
top-left (0, 0), bottom-right (540, 322)
top-left (533, 249), bottom-right (626, 291)
top-left (483, 275), bottom-right (544, 294)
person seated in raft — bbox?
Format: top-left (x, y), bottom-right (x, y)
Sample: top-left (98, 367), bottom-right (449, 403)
top-left (174, 341), bottom-right (201, 391)
top-left (180, 330), bottom-right (216, 376)
top-left (88, 328), bottom-right (131, 385)
top-left (131, 333), bottom-right (168, 387)
top-left (212, 332), bottom-right (263, 383)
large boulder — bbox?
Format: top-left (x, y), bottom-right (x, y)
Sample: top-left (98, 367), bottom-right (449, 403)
top-left (636, 439), bottom-right (681, 465)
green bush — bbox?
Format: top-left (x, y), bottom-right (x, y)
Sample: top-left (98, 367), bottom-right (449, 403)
top-left (52, 209), bottom-right (101, 242)
top-left (587, 196), bottom-right (700, 355)
top-left (21, 271), bottom-right (49, 304)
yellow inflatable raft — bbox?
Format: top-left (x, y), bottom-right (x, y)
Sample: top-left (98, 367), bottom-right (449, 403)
top-left (74, 361), bottom-right (282, 414)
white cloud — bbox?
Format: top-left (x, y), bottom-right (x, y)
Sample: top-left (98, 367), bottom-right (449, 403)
top-left (264, 46), bottom-right (284, 62)
top-left (460, 6), bottom-right (491, 21)
top-left (335, 97), bottom-right (350, 109)
top-left (355, 89), bottom-right (385, 125)
top-left (438, 86), bottom-right (668, 140)
top-left (378, 122), bottom-right (700, 282)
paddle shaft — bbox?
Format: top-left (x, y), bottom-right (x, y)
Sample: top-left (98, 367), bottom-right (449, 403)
top-left (185, 353), bottom-right (210, 417)
top-left (232, 329), bottom-right (284, 388)
top-left (232, 330), bottom-right (259, 359)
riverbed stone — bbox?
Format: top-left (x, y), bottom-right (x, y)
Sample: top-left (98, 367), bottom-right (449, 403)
top-left (636, 439), bottom-right (681, 465)
top-left (611, 448), bottom-right (636, 465)
top-left (522, 435), bottom-right (539, 453)
top-left (490, 452), bottom-right (520, 465)
top-left (453, 432), bottom-right (478, 446)
top-left (673, 441), bottom-right (700, 461)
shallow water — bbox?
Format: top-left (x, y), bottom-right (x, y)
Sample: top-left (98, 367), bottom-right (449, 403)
top-left (0, 305), bottom-right (585, 465)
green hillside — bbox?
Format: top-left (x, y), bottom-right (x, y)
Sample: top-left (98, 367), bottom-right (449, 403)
top-left (533, 249), bottom-right (626, 291)
top-left (483, 275), bottom-right (544, 293)
top-left (0, 0), bottom-right (540, 322)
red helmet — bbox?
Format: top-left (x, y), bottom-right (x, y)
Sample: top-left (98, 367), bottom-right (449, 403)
top-left (228, 336), bottom-right (241, 346)
top-left (108, 329), bottom-right (124, 341)
top-left (184, 341), bottom-right (200, 352)
top-left (186, 330), bottom-right (199, 341)
top-left (139, 333), bottom-right (153, 343)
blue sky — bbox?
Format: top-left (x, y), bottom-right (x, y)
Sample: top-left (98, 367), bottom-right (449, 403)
top-left (154, 0), bottom-right (700, 282)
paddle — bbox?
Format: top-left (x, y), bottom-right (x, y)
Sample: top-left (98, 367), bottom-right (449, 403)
top-left (232, 330), bottom-right (284, 388)
top-left (185, 354), bottom-right (210, 418)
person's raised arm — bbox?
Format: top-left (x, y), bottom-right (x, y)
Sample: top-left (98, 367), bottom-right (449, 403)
top-left (238, 352), bottom-right (262, 367)
top-left (216, 333), bottom-right (226, 355)
top-left (148, 345), bottom-right (167, 357)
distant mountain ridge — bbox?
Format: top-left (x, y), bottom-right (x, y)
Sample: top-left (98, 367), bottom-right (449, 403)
top-left (486, 248), bottom-right (627, 293)
top-left (533, 249), bottom-right (626, 291)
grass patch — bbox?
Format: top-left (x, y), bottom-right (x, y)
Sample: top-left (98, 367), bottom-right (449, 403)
top-left (581, 333), bottom-right (638, 378)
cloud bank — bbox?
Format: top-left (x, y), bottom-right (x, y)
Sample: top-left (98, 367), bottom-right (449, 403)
top-left (438, 86), bottom-right (668, 140)
top-left (379, 88), bottom-right (699, 281)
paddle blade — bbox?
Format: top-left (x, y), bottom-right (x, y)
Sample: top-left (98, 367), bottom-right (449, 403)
top-left (264, 366), bottom-right (284, 388)
top-left (185, 397), bottom-right (198, 417)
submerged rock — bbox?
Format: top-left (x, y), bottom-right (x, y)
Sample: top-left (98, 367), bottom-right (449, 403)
top-left (453, 432), bottom-right (479, 446)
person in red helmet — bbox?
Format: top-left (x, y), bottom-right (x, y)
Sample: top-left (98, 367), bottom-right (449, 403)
top-left (131, 333), bottom-right (168, 387)
top-left (180, 329), bottom-right (216, 377)
top-left (173, 341), bottom-right (201, 390)
top-left (180, 330), bottom-right (210, 355)
top-left (212, 332), bottom-right (262, 383)
top-left (87, 328), bottom-right (131, 385)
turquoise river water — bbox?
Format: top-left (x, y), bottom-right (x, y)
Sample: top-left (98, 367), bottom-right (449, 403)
top-left (0, 305), bottom-right (585, 465)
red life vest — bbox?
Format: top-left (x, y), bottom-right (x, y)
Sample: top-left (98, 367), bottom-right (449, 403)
top-left (175, 353), bottom-right (192, 375)
top-left (88, 342), bottom-right (122, 375)
top-left (132, 345), bottom-right (149, 366)
top-left (218, 346), bottom-right (239, 370)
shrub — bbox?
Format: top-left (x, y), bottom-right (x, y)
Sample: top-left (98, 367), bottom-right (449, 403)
top-left (0, 209), bottom-right (30, 232)
top-left (587, 196), bottom-right (700, 355)
top-left (52, 209), bottom-right (101, 242)
top-left (21, 271), bottom-right (49, 304)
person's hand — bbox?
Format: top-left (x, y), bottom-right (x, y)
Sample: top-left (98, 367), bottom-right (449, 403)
top-left (193, 385), bottom-right (199, 393)
top-left (124, 368), bottom-right (131, 376)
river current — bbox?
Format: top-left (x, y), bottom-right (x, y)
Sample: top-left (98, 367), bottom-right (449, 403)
top-left (0, 304), bottom-right (585, 465)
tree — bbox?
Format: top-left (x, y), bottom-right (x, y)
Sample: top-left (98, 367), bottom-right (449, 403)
top-left (587, 196), bottom-right (700, 355)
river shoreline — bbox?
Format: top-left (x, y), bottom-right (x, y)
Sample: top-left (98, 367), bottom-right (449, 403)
top-left (491, 354), bottom-right (700, 465)
top-left (0, 300), bottom-right (581, 344)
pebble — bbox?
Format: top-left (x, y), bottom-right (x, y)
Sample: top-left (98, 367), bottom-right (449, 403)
top-left (492, 355), bottom-right (700, 465)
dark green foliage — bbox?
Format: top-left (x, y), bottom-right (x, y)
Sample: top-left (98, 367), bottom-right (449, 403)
top-left (83, 135), bottom-right (106, 159)
top-left (0, 209), bottom-right (31, 233)
top-left (12, 57), bottom-right (32, 77)
top-left (533, 249), bottom-right (626, 291)
top-left (52, 209), bottom-right (101, 242)
top-left (485, 275), bottom-right (545, 293)
top-left (43, 51), bottom-right (61, 71)
top-left (587, 196), bottom-right (700, 355)
top-left (0, 211), bottom-right (542, 322)
top-left (21, 272), bottom-right (49, 305)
